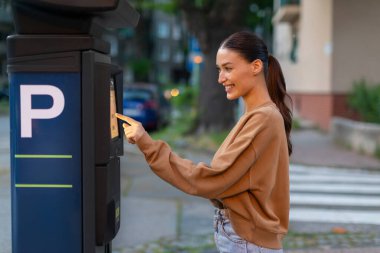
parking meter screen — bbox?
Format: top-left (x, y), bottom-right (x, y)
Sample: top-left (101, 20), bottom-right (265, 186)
top-left (110, 78), bottom-right (119, 139)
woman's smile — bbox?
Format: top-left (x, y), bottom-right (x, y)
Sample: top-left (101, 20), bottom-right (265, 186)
top-left (224, 84), bottom-right (234, 93)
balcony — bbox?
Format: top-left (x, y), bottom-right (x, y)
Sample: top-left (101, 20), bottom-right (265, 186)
top-left (272, 0), bottom-right (300, 24)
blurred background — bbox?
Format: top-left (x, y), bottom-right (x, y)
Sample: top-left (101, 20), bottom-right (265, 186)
top-left (1, 1), bottom-right (380, 253)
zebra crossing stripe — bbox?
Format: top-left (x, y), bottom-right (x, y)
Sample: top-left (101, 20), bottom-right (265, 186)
top-left (290, 208), bottom-right (380, 225)
top-left (291, 183), bottom-right (380, 195)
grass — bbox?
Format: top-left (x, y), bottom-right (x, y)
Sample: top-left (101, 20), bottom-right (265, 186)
top-left (184, 130), bottom-right (229, 153)
top-left (151, 109), bottom-right (195, 145)
top-left (151, 109), bottom-right (228, 153)
top-left (375, 144), bottom-right (380, 159)
top-left (0, 100), bottom-right (9, 115)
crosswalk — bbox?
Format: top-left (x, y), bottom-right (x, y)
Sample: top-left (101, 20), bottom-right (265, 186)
top-left (289, 164), bottom-right (380, 225)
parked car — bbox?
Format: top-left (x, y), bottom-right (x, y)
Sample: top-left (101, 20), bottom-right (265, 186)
top-left (123, 83), bottom-right (171, 131)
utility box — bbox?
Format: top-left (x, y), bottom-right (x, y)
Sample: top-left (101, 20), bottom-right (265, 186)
top-left (7, 1), bottom-right (139, 252)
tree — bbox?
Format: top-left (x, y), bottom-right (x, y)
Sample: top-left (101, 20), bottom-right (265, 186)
top-left (131, 0), bottom-right (273, 132)
top-left (178, 1), bottom-right (248, 132)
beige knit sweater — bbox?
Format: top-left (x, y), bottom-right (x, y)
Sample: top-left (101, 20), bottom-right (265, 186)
top-left (136, 102), bottom-right (290, 249)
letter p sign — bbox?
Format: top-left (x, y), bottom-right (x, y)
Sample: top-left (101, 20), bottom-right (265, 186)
top-left (20, 85), bottom-right (65, 138)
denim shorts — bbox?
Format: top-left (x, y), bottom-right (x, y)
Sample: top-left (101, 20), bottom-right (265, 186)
top-left (213, 209), bottom-right (283, 253)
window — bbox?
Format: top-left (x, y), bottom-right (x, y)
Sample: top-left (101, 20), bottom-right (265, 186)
top-left (158, 44), bottom-right (170, 62)
top-left (173, 50), bottom-right (184, 63)
top-left (172, 25), bottom-right (181, 40)
top-left (157, 22), bottom-right (170, 39)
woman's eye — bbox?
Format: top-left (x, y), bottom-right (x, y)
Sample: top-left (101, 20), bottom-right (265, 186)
top-left (225, 68), bottom-right (232, 72)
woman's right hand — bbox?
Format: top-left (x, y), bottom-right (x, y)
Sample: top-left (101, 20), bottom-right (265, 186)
top-left (115, 113), bottom-right (146, 144)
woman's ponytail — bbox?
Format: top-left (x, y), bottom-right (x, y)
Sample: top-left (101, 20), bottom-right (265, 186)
top-left (267, 55), bottom-right (293, 156)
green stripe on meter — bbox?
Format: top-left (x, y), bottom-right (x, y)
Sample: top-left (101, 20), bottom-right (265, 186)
top-left (15, 154), bottom-right (72, 159)
top-left (15, 184), bottom-right (73, 188)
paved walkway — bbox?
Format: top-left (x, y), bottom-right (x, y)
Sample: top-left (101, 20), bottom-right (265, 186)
top-left (291, 129), bottom-right (380, 170)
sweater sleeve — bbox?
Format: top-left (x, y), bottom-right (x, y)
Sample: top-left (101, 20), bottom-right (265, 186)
top-left (135, 111), bottom-right (273, 199)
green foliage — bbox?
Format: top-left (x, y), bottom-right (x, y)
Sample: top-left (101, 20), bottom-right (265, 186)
top-left (348, 79), bottom-right (380, 123)
top-left (292, 118), bottom-right (301, 130)
top-left (208, 130), bottom-right (229, 146)
top-left (170, 85), bottom-right (198, 109)
top-left (375, 145), bottom-right (380, 160)
top-left (151, 106), bottom-right (197, 146)
top-left (129, 57), bottom-right (152, 81)
top-left (130, 0), bottom-right (178, 13)
top-left (193, 0), bottom-right (213, 8)
top-left (0, 100), bottom-right (9, 115)
top-left (245, 0), bottom-right (273, 28)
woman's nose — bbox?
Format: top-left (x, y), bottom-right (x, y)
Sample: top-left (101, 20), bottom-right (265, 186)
top-left (218, 71), bottom-right (226, 84)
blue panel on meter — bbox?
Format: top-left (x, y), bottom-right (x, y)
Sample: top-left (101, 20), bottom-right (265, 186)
top-left (9, 72), bottom-right (82, 253)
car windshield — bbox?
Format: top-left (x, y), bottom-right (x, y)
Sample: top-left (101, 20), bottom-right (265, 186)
top-left (123, 89), bottom-right (153, 101)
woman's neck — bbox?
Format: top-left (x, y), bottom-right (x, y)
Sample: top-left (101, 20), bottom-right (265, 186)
top-left (243, 79), bottom-right (272, 113)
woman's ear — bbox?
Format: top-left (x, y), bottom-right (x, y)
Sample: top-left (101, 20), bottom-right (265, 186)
top-left (250, 59), bottom-right (264, 76)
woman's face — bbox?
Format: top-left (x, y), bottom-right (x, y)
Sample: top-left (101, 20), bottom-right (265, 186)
top-left (216, 48), bottom-right (257, 100)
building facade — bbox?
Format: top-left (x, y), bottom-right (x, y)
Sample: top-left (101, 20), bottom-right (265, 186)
top-left (151, 7), bottom-right (187, 85)
top-left (273, 0), bottom-right (380, 130)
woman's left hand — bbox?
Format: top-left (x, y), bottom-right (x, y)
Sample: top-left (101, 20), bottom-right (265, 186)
top-left (115, 113), bottom-right (146, 144)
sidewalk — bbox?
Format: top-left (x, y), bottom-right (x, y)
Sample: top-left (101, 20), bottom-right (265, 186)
top-left (291, 129), bottom-right (380, 170)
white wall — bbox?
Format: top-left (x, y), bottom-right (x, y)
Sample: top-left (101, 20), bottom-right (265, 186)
top-left (332, 0), bottom-right (380, 92)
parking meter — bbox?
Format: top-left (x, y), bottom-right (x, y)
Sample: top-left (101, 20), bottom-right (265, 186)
top-left (7, 1), bottom-right (139, 253)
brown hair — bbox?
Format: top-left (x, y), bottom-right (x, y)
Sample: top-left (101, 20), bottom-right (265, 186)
top-left (220, 31), bottom-right (293, 155)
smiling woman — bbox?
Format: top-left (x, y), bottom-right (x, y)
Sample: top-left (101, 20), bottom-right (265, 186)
top-left (117, 31), bottom-right (293, 253)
